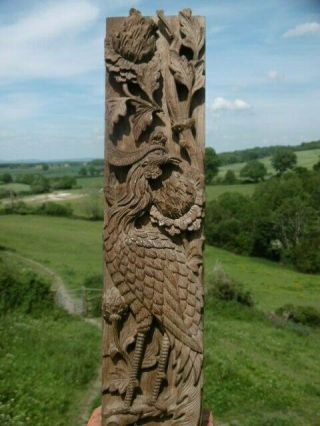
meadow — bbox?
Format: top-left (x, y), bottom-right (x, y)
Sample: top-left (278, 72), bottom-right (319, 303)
top-left (0, 252), bottom-right (100, 426)
top-left (206, 183), bottom-right (256, 201)
top-left (0, 214), bottom-right (319, 425)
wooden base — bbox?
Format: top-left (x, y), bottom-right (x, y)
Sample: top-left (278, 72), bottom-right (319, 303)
top-left (87, 407), bottom-right (214, 426)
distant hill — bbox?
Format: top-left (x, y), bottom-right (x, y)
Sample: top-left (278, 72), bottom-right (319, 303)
top-left (218, 139), bottom-right (320, 166)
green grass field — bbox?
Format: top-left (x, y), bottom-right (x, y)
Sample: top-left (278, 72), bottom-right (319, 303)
top-left (206, 184), bottom-right (256, 201)
top-left (0, 214), bottom-right (319, 424)
top-left (0, 182), bottom-right (31, 193)
top-left (205, 247), bottom-right (320, 311)
top-left (218, 148), bottom-right (320, 179)
top-left (0, 312), bottom-right (100, 426)
top-left (0, 215), bottom-right (102, 289)
top-left (0, 215), bottom-right (318, 310)
top-left (0, 252), bottom-right (100, 426)
top-left (0, 163), bottom-right (83, 178)
top-left (77, 176), bottom-right (103, 189)
top-left (204, 300), bottom-right (320, 425)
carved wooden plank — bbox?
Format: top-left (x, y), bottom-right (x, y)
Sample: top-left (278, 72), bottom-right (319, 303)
top-left (103, 9), bottom-right (205, 425)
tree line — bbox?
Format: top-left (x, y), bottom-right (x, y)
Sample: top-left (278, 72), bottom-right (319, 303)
top-left (217, 139), bottom-right (320, 166)
top-left (205, 145), bottom-right (311, 184)
top-left (0, 174), bottom-right (78, 197)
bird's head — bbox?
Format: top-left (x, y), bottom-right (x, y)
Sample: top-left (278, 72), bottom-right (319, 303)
top-left (139, 150), bottom-right (181, 182)
top-left (107, 133), bottom-right (181, 227)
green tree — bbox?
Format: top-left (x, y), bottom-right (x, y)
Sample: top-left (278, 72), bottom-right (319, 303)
top-left (313, 157), bottom-right (320, 172)
top-left (0, 172), bottom-right (13, 183)
top-left (51, 176), bottom-right (76, 190)
top-left (16, 174), bottom-right (35, 185)
top-left (79, 166), bottom-right (88, 177)
top-left (41, 163), bottom-right (49, 171)
top-left (205, 147), bottom-right (220, 184)
top-left (271, 148), bottom-right (297, 175)
top-left (272, 197), bottom-right (317, 251)
top-left (240, 160), bottom-right (267, 182)
top-left (30, 175), bottom-right (50, 194)
top-left (88, 165), bottom-right (97, 177)
top-left (223, 170), bottom-right (237, 184)
top-left (82, 190), bottom-right (103, 220)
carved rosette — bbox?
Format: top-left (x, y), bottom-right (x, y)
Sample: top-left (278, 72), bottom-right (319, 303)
top-left (103, 8), bottom-right (205, 426)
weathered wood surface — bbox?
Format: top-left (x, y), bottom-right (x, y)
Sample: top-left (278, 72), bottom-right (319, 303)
top-left (103, 9), bottom-right (205, 425)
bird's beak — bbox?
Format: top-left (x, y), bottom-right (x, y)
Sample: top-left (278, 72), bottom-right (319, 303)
top-left (166, 155), bottom-right (181, 166)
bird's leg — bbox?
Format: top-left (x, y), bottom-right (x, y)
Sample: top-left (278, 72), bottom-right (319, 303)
top-left (124, 331), bottom-right (146, 407)
top-left (151, 333), bottom-right (170, 403)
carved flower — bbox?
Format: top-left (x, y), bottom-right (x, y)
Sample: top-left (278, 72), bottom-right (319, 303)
top-left (111, 9), bottom-right (157, 64)
top-left (153, 171), bottom-right (196, 218)
top-left (150, 171), bottom-right (204, 235)
top-left (102, 287), bottom-right (127, 321)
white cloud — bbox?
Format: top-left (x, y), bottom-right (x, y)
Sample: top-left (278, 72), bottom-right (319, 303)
top-left (0, 0), bottom-right (100, 83)
top-left (211, 97), bottom-right (251, 112)
top-left (283, 22), bottom-right (320, 38)
top-left (267, 70), bottom-right (282, 81)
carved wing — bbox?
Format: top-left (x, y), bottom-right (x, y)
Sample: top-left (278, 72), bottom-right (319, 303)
top-left (110, 232), bottom-right (203, 354)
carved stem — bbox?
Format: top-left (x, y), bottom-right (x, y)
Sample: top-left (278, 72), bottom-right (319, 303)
top-left (122, 83), bottom-right (160, 110)
top-left (151, 334), bottom-right (170, 403)
top-left (180, 128), bottom-right (200, 169)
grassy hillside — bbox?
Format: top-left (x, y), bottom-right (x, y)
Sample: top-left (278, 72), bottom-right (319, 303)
top-left (205, 247), bottom-right (320, 311)
top-left (77, 176), bottom-right (103, 189)
top-left (0, 182), bottom-right (31, 193)
top-left (1, 215), bottom-right (319, 310)
top-left (0, 215), bottom-right (319, 424)
top-left (0, 253), bottom-right (100, 426)
top-left (0, 313), bottom-right (100, 426)
top-left (218, 148), bottom-right (320, 178)
top-left (0, 216), bottom-right (102, 289)
top-left (204, 300), bottom-right (320, 425)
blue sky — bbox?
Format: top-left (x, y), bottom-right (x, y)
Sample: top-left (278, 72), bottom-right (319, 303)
top-left (0, 0), bottom-right (319, 161)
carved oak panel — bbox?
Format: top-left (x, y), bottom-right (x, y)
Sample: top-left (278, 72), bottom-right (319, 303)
top-left (103, 9), bottom-right (205, 426)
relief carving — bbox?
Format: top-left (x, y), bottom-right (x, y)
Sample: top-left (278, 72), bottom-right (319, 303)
top-left (103, 9), bottom-right (205, 425)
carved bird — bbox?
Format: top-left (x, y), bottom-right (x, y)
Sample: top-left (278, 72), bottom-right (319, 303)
top-left (104, 143), bottom-right (203, 408)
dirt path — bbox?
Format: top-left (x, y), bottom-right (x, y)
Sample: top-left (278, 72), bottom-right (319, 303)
top-left (5, 251), bottom-right (101, 426)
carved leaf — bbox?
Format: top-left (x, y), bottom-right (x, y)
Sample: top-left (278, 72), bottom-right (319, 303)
top-left (110, 378), bottom-right (129, 394)
top-left (192, 60), bottom-right (205, 96)
top-left (169, 50), bottom-right (194, 91)
top-left (136, 55), bottom-right (161, 101)
top-left (107, 97), bottom-right (129, 135)
top-left (131, 101), bottom-right (156, 140)
top-left (122, 334), bottom-right (136, 350)
top-left (107, 344), bottom-right (119, 358)
top-left (179, 10), bottom-right (204, 58)
top-left (106, 373), bottom-right (129, 395)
